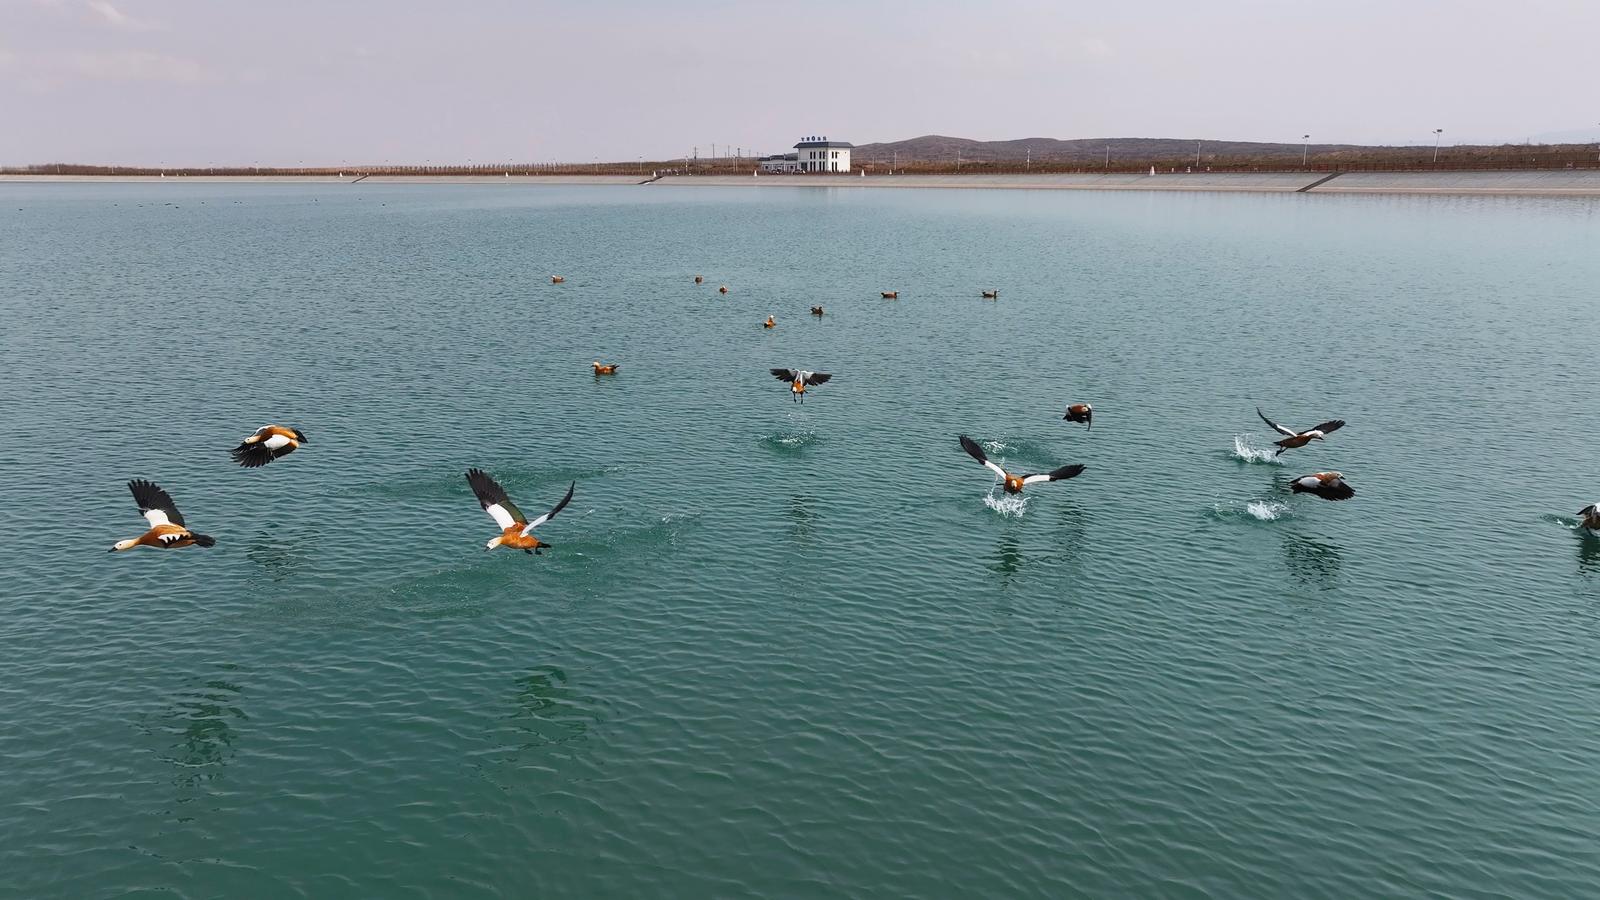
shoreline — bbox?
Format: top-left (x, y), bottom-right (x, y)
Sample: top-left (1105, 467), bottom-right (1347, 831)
top-left (4, 171), bottom-right (1600, 196)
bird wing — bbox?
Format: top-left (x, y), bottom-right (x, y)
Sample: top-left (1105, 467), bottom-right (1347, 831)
top-left (1257, 407), bottom-right (1298, 437)
top-left (1306, 419), bottom-right (1345, 436)
top-left (771, 368), bottom-right (798, 382)
top-left (129, 479), bottom-right (185, 528)
top-left (959, 435), bottom-right (1008, 480)
top-left (1023, 464), bottom-right (1086, 485)
top-left (804, 372), bottom-right (832, 386)
top-left (521, 482), bottom-right (576, 535)
top-left (466, 468), bottom-right (526, 528)
top-left (1580, 504), bottom-right (1600, 517)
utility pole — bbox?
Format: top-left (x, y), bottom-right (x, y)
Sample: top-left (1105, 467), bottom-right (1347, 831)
top-left (1432, 128), bottom-right (1443, 163)
top-left (1195, 140), bottom-right (1201, 167)
top-left (1026, 148), bottom-right (1031, 171)
top-left (1105, 144), bottom-right (1110, 167)
top-left (1302, 134), bottom-right (1310, 167)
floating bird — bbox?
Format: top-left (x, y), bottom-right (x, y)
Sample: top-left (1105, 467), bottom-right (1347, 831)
top-left (229, 425), bottom-right (308, 468)
top-left (981, 290), bottom-right (999, 299)
top-left (881, 291), bottom-right (898, 299)
top-left (719, 285), bottom-right (729, 294)
top-left (959, 435), bottom-right (1085, 495)
top-left (1063, 404), bottom-right (1093, 429)
top-left (770, 368), bottom-right (832, 402)
top-left (1257, 407), bottom-right (1345, 455)
top-left (592, 361), bottom-right (618, 375)
top-left (550, 275), bottom-right (565, 284)
top-left (810, 305), bottom-right (824, 317)
top-left (1290, 471), bottom-right (1355, 501)
top-left (111, 480), bottom-right (216, 551)
top-left (466, 469), bottom-right (575, 554)
top-left (763, 316), bottom-right (776, 329)
top-left (1579, 503), bottom-right (1600, 531)
top-left (694, 275), bottom-right (704, 284)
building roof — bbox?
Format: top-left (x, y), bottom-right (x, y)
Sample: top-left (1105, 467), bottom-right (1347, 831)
top-left (794, 140), bottom-right (854, 149)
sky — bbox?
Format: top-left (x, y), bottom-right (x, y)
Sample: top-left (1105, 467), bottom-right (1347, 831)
top-left (3, 0), bottom-right (1598, 166)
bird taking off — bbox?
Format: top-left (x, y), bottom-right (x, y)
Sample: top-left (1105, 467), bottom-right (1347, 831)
top-left (959, 435), bottom-right (1085, 495)
top-left (466, 469), bottom-right (575, 554)
top-left (1257, 407), bottom-right (1345, 455)
top-left (1290, 471), bottom-right (1355, 501)
top-left (770, 368), bottom-right (832, 402)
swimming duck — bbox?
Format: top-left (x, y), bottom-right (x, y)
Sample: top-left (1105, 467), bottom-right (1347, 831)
top-left (1579, 503), bottom-right (1600, 531)
top-left (981, 290), bottom-right (999, 299)
top-left (466, 469), bottom-right (575, 554)
top-left (719, 285), bottom-right (729, 294)
top-left (1257, 407), bottom-right (1345, 455)
top-left (763, 316), bottom-right (776, 329)
top-left (230, 425), bottom-right (308, 468)
top-left (1290, 471), bottom-right (1355, 501)
top-left (770, 368), bottom-right (832, 402)
top-left (550, 275), bottom-right (565, 284)
top-left (1063, 404), bottom-right (1093, 429)
top-left (881, 291), bottom-right (898, 299)
top-left (959, 435), bottom-right (1085, 494)
top-left (694, 275), bottom-right (704, 284)
top-left (111, 480), bottom-right (216, 551)
top-left (810, 306), bottom-right (824, 317)
top-left (592, 362), bottom-right (619, 375)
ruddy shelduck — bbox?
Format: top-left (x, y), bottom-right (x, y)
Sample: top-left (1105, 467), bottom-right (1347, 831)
top-left (1063, 404), bottom-right (1093, 429)
top-left (763, 316), bottom-right (776, 329)
top-left (770, 368), bottom-right (832, 402)
top-left (467, 469), bottom-right (575, 554)
top-left (959, 435), bottom-right (1085, 495)
top-left (981, 290), bottom-right (999, 299)
top-left (230, 425), bottom-right (308, 468)
top-left (694, 275), bottom-right (704, 284)
top-left (810, 305), bottom-right (824, 317)
top-left (1257, 407), bottom-right (1345, 456)
top-left (592, 361), bottom-right (619, 375)
top-left (881, 291), bottom-right (898, 299)
top-left (1290, 471), bottom-right (1355, 501)
top-left (111, 480), bottom-right (216, 551)
top-left (1579, 503), bottom-right (1600, 531)
top-left (719, 285), bottom-right (729, 294)
top-left (550, 275), bottom-right (565, 284)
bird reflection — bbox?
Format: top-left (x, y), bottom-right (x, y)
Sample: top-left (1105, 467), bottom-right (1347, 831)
top-left (787, 495), bottom-right (818, 543)
top-left (139, 663), bottom-right (248, 790)
top-left (988, 532), bottom-right (1025, 581)
top-left (245, 535), bottom-right (308, 583)
top-left (501, 665), bottom-right (597, 757)
top-left (1282, 532), bottom-right (1343, 589)
top-left (1578, 532), bottom-right (1600, 577)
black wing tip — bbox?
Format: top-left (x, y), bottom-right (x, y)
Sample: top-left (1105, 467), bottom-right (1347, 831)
top-left (192, 533), bottom-right (217, 548)
top-left (959, 434), bottom-right (987, 463)
top-left (230, 443), bottom-right (274, 467)
top-left (1051, 464), bottom-right (1087, 481)
top-left (770, 368), bottom-right (793, 381)
top-left (809, 372), bottom-right (832, 385)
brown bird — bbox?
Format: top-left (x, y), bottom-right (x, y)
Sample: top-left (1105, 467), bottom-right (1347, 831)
top-left (881, 291), bottom-right (898, 299)
top-left (694, 275), bottom-right (704, 284)
top-left (981, 290), bottom-right (999, 299)
top-left (719, 285), bottom-right (729, 294)
top-left (230, 425), bottom-right (308, 468)
top-left (592, 361), bottom-right (619, 375)
top-left (770, 368), bottom-right (832, 402)
top-left (550, 275), bottom-right (565, 284)
top-left (763, 316), bottom-right (776, 329)
top-left (810, 305), bottom-right (824, 317)
top-left (959, 435), bottom-right (1085, 495)
top-left (1258, 407), bottom-right (1345, 455)
top-left (1062, 404), bottom-right (1093, 429)
top-left (467, 469), bottom-right (574, 554)
top-left (1578, 503), bottom-right (1600, 531)
top-left (1290, 471), bottom-right (1355, 501)
top-left (110, 480), bottom-right (216, 551)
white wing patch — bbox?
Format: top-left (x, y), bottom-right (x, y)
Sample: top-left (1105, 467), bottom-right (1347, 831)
top-left (1021, 473), bottom-right (1054, 485)
top-left (142, 509), bottom-right (172, 528)
top-left (263, 434), bottom-right (292, 450)
top-left (1272, 422), bottom-right (1298, 437)
top-left (520, 513), bottom-right (551, 535)
top-left (484, 503), bottom-right (516, 530)
top-left (981, 460), bottom-right (1008, 479)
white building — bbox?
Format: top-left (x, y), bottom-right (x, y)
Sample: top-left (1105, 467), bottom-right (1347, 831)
top-left (759, 136), bottom-right (853, 173)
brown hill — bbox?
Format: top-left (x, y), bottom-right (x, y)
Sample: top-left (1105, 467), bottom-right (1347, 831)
top-left (853, 134), bottom-right (1386, 164)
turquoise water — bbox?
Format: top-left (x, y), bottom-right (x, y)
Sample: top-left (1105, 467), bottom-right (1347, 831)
top-left (3, 183), bottom-right (1600, 898)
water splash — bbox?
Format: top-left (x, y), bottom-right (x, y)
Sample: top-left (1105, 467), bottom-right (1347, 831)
top-left (1207, 499), bottom-right (1290, 523)
top-left (1231, 435), bottom-right (1284, 465)
top-left (1246, 500), bottom-right (1289, 521)
top-left (983, 492), bottom-right (1029, 518)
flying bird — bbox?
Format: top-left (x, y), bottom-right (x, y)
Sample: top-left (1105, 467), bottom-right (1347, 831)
top-left (592, 361), bottom-right (619, 375)
top-left (959, 435), bottom-right (1085, 495)
top-left (1579, 503), bottom-right (1600, 531)
top-left (229, 425), bottom-right (308, 468)
top-left (111, 480), bottom-right (216, 551)
top-left (1063, 404), bottom-right (1093, 429)
top-left (770, 368), bottom-right (832, 402)
top-left (1290, 471), bottom-right (1355, 501)
top-left (1257, 407), bottom-right (1345, 455)
top-left (466, 469), bottom-right (575, 554)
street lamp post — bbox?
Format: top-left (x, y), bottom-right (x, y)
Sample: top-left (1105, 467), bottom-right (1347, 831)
top-left (1195, 140), bottom-right (1201, 167)
top-left (1432, 128), bottom-right (1443, 163)
top-left (1302, 134), bottom-right (1310, 167)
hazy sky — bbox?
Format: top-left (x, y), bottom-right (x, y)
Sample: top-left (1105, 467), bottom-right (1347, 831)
top-left (4, 0), bottom-right (1598, 165)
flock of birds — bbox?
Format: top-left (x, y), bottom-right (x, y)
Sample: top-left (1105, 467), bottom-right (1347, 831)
top-left (107, 276), bottom-right (1600, 554)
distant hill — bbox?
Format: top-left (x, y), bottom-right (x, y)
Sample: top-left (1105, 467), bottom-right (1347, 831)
top-left (852, 134), bottom-right (1385, 164)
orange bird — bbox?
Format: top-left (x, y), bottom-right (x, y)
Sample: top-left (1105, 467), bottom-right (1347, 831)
top-left (770, 368), bottom-right (832, 402)
top-left (981, 290), bottom-right (999, 299)
top-left (810, 305), bottom-right (824, 317)
top-left (592, 361), bottom-right (619, 375)
top-left (719, 285), bottom-right (730, 294)
top-left (694, 275), bottom-right (704, 284)
top-left (1062, 404), bottom-right (1093, 429)
top-left (467, 469), bottom-right (575, 554)
top-left (1257, 407), bottom-right (1345, 455)
top-left (230, 424), bottom-right (308, 468)
top-left (1290, 471), bottom-right (1355, 501)
top-left (1579, 503), bottom-right (1600, 531)
top-left (959, 435), bottom-right (1085, 495)
top-left (110, 480), bottom-right (216, 551)
top-left (550, 275), bottom-right (565, 284)
top-left (763, 316), bottom-right (776, 329)
top-left (881, 291), bottom-right (898, 299)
